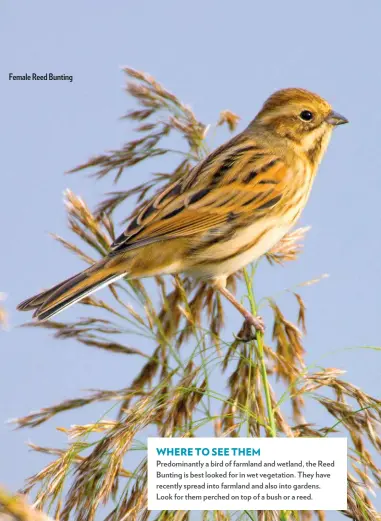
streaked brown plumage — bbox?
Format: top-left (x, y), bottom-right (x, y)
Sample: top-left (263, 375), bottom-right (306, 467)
top-left (18, 88), bottom-right (348, 331)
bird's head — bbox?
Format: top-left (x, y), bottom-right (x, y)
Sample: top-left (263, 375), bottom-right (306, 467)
top-left (253, 88), bottom-right (348, 163)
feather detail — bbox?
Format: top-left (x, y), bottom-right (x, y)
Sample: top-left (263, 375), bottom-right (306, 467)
top-left (17, 263), bottom-right (127, 321)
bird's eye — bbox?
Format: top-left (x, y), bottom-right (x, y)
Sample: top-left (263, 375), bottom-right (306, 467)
top-left (300, 110), bottom-right (314, 121)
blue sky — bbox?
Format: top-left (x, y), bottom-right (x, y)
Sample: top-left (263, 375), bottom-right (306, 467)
top-left (1, 1), bottom-right (380, 519)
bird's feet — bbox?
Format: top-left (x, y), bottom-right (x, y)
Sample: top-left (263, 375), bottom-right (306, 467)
top-left (244, 312), bottom-right (265, 334)
top-left (235, 315), bottom-right (265, 342)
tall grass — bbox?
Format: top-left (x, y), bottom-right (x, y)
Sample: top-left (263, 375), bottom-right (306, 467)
top-left (4, 69), bottom-right (381, 521)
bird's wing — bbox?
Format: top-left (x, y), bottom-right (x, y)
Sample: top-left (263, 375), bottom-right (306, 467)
top-left (110, 135), bottom-right (288, 254)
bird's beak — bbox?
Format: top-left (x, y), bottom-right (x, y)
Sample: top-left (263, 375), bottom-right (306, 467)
top-left (326, 110), bottom-right (349, 126)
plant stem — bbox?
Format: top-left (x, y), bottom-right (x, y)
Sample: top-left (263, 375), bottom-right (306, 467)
top-left (243, 267), bottom-right (277, 438)
top-left (244, 510), bottom-right (257, 521)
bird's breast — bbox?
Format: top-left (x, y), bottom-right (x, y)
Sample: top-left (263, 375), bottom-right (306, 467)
top-left (187, 161), bottom-right (313, 279)
top-left (187, 213), bottom-right (296, 279)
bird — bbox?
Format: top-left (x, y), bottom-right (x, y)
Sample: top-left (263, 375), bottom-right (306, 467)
top-left (18, 88), bottom-right (348, 334)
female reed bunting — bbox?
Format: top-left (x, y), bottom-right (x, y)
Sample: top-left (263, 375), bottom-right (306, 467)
top-left (18, 88), bottom-right (348, 333)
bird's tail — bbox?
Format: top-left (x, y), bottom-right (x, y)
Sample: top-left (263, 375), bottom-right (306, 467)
top-left (17, 261), bottom-right (126, 321)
